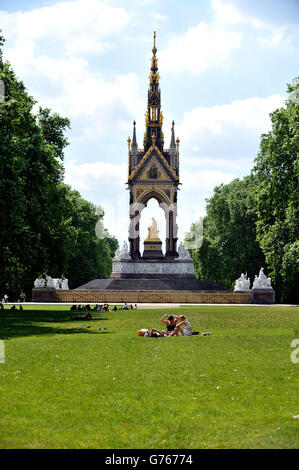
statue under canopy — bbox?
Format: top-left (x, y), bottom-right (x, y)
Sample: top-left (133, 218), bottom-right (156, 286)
top-left (146, 217), bottom-right (160, 240)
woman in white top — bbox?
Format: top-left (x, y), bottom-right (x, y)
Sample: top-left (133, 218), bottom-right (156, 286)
top-left (169, 315), bottom-right (192, 336)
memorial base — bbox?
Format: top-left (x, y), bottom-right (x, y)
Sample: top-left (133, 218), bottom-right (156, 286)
top-left (251, 288), bottom-right (275, 304)
top-left (110, 258), bottom-right (196, 279)
top-left (142, 240), bottom-right (163, 259)
top-left (32, 288), bottom-right (57, 302)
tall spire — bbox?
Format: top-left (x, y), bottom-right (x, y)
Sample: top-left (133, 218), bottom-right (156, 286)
top-left (170, 120), bottom-right (176, 153)
top-left (144, 31), bottom-right (164, 152)
top-left (131, 120), bottom-right (138, 151)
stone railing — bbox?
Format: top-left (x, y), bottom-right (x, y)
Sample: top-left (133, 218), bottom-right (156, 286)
top-left (55, 290), bottom-right (251, 304)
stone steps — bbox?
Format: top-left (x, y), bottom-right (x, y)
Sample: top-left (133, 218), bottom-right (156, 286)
top-left (75, 278), bottom-right (230, 292)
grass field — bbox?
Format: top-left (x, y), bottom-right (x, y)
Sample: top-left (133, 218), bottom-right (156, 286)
top-left (0, 304), bottom-right (298, 449)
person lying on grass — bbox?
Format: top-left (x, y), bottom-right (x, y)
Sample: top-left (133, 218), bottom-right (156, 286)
top-left (137, 328), bottom-right (168, 337)
top-left (168, 315), bottom-right (192, 336)
top-left (160, 313), bottom-right (180, 334)
top-left (71, 312), bottom-right (92, 321)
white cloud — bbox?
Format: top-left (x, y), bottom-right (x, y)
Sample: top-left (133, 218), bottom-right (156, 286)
top-left (64, 159), bottom-right (127, 190)
top-left (184, 156), bottom-right (252, 171)
top-left (159, 22), bottom-right (242, 75)
top-left (178, 94), bottom-right (285, 146)
top-left (211, 0), bottom-right (289, 47)
top-left (211, 0), bottom-right (242, 25)
top-left (0, 0), bottom-right (130, 56)
top-left (181, 168), bottom-right (237, 193)
top-left (150, 12), bottom-right (168, 21)
top-left (158, 0), bottom-right (293, 76)
top-left (1, 0), bottom-right (144, 138)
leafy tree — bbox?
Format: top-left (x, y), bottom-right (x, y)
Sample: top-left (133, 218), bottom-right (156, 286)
top-left (61, 188), bottom-right (118, 289)
top-left (253, 78), bottom-right (299, 302)
top-left (0, 33), bottom-right (116, 299)
top-left (188, 176), bottom-right (266, 290)
top-left (0, 41), bottom-right (73, 297)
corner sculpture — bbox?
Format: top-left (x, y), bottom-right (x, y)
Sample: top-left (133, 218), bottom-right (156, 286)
top-left (33, 274), bottom-right (69, 290)
top-left (252, 267), bottom-right (272, 289)
top-left (234, 273), bottom-right (250, 292)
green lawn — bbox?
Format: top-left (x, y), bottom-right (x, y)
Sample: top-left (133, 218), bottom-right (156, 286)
top-left (0, 304), bottom-right (298, 449)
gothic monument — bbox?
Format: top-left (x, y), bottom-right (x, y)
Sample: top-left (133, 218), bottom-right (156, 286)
top-left (110, 32), bottom-right (195, 279)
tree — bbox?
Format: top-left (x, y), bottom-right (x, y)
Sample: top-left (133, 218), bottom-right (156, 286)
top-left (253, 78), bottom-right (299, 303)
top-left (0, 33), bottom-right (117, 299)
top-left (61, 188), bottom-right (118, 289)
top-left (188, 176), bottom-right (266, 290)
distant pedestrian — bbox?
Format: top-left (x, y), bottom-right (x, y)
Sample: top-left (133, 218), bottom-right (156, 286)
top-left (20, 292), bottom-right (26, 303)
top-left (4, 294), bottom-right (8, 303)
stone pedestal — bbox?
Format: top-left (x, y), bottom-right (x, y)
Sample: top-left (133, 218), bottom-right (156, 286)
top-left (110, 258), bottom-right (195, 279)
top-left (251, 288), bottom-right (275, 304)
top-left (32, 288), bottom-right (57, 302)
top-left (142, 240), bottom-right (163, 259)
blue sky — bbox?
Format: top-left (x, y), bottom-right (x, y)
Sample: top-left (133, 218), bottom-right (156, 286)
top-left (1, 0), bottom-right (298, 249)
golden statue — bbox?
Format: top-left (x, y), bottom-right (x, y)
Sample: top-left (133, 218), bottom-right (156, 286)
top-left (146, 217), bottom-right (160, 241)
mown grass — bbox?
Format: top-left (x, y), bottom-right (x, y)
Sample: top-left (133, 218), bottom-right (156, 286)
top-left (0, 304), bottom-right (298, 449)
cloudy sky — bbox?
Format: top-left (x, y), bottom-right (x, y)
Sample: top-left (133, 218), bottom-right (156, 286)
top-left (1, 0), bottom-right (298, 250)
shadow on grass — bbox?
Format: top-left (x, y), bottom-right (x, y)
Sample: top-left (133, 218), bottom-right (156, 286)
top-left (0, 309), bottom-right (112, 340)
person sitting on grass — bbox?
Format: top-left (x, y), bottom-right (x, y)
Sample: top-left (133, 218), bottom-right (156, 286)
top-left (122, 303), bottom-right (129, 310)
top-left (169, 315), bottom-right (192, 336)
top-left (112, 305), bottom-right (118, 311)
top-left (71, 311), bottom-right (92, 321)
top-left (160, 313), bottom-right (180, 334)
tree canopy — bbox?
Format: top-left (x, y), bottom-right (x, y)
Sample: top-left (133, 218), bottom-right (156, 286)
top-left (252, 78), bottom-right (299, 302)
top-left (188, 78), bottom-right (299, 303)
top-left (189, 176), bottom-right (266, 290)
top-left (0, 34), bottom-right (117, 299)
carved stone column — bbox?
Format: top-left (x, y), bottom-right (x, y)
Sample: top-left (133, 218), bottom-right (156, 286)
top-left (165, 209), bottom-right (178, 258)
top-left (129, 210), bottom-right (141, 259)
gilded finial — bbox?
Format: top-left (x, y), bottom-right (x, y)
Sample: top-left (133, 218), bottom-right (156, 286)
top-left (153, 31), bottom-right (157, 55)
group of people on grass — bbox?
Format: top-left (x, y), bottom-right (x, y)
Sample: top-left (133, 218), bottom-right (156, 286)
top-left (1, 303), bottom-right (23, 311)
top-left (138, 314), bottom-right (193, 337)
top-left (70, 303), bottom-right (138, 313)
